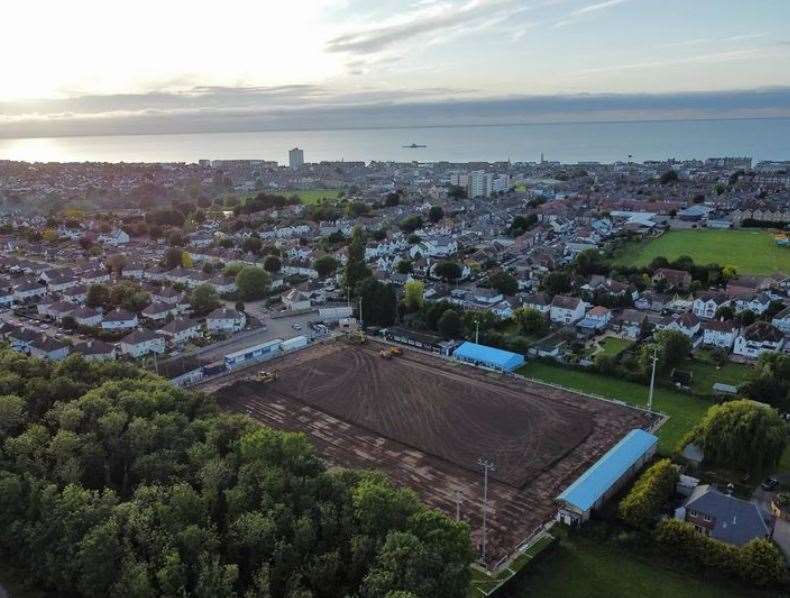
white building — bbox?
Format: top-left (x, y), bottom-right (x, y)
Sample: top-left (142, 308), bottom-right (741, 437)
top-left (733, 322), bottom-right (784, 359)
top-left (101, 309), bottom-right (138, 330)
top-left (550, 295), bottom-right (586, 325)
top-left (701, 320), bottom-right (738, 350)
top-left (120, 329), bottom-right (166, 358)
top-left (289, 147), bottom-right (304, 169)
top-left (207, 307), bottom-right (246, 333)
top-left (467, 171), bottom-right (493, 198)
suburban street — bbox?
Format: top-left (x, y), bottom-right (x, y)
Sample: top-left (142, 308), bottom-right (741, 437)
top-left (752, 476), bottom-right (790, 561)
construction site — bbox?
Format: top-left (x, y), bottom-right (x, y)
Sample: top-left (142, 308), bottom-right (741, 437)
top-left (211, 338), bottom-right (656, 567)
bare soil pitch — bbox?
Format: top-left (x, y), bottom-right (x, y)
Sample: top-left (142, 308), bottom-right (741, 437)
top-left (214, 341), bottom-right (654, 564)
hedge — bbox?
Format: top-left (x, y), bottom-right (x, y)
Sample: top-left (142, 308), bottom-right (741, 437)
top-left (618, 459), bottom-right (678, 528)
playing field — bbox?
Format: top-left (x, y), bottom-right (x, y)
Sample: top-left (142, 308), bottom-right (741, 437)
top-left (214, 341), bottom-right (655, 564)
top-left (613, 229), bottom-right (790, 275)
top-left (288, 188), bottom-right (342, 205)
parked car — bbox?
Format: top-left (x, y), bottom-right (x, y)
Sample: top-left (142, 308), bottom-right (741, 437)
top-left (292, 324), bottom-right (302, 330)
top-left (761, 478), bottom-right (780, 492)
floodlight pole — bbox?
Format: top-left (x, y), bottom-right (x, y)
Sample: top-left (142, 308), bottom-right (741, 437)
top-left (455, 490), bottom-right (462, 521)
top-left (478, 458), bottom-right (496, 564)
top-left (647, 350), bottom-right (658, 412)
top-left (475, 319), bottom-right (480, 344)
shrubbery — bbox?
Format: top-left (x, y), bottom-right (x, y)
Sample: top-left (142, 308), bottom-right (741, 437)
top-left (655, 519), bottom-right (785, 587)
top-left (618, 459), bottom-right (678, 528)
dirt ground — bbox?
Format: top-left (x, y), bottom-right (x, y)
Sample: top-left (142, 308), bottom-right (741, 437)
top-left (214, 341), bottom-right (654, 566)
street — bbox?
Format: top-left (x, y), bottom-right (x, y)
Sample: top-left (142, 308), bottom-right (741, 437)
top-left (752, 477), bottom-right (790, 561)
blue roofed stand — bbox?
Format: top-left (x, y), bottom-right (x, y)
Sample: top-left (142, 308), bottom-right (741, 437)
top-left (452, 341), bottom-right (525, 372)
top-left (556, 428), bottom-right (658, 525)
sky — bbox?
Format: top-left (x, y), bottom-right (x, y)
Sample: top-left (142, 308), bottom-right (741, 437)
top-left (1, 0), bottom-right (790, 138)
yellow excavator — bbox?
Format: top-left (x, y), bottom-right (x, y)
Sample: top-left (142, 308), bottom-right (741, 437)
top-left (255, 369), bottom-right (278, 383)
top-left (379, 347), bottom-right (402, 359)
top-left (348, 331), bottom-right (366, 344)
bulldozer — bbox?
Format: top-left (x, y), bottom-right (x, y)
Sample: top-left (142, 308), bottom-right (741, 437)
top-left (255, 369), bottom-right (278, 383)
top-left (348, 331), bottom-right (366, 344)
top-left (379, 347), bottom-right (401, 359)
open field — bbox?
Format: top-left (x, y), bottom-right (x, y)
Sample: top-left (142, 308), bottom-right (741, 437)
top-left (502, 529), bottom-right (777, 598)
top-left (214, 341), bottom-right (654, 565)
top-left (517, 361), bottom-right (709, 453)
top-left (612, 229), bottom-right (790, 275)
top-left (287, 188), bottom-right (342, 205)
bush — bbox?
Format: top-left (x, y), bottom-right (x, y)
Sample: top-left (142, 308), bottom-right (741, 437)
top-left (618, 459), bottom-right (678, 528)
top-left (655, 520), bottom-right (785, 588)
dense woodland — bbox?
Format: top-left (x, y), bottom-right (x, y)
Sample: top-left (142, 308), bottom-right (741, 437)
top-left (0, 348), bottom-right (473, 597)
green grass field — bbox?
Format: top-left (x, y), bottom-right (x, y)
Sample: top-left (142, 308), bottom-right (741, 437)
top-left (595, 337), bottom-right (633, 357)
top-left (681, 359), bottom-right (756, 396)
top-left (287, 188), bottom-right (343, 205)
top-left (612, 229), bottom-right (790, 275)
top-left (517, 362), bottom-right (710, 453)
top-left (503, 531), bottom-right (775, 598)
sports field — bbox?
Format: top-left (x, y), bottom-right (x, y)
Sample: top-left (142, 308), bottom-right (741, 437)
top-left (613, 229), bottom-right (790, 275)
top-left (215, 341), bottom-right (654, 565)
top-left (287, 188), bottom-right (342, 205)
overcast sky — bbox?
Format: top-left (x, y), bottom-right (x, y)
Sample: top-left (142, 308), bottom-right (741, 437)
top-left (2, 0), bottom-right (789, 138)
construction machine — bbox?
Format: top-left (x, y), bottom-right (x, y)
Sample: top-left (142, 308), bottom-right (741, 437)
top-left (255, 369), bottom-right (278, 383)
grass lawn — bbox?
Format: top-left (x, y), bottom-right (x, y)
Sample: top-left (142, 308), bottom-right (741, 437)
top-left (595, 337), bottom-right (633, 357)
top-left (517, 361), bottom-right (710, 453)
top-left (612, 229), bottom-right (790, 275)
top-left (502, 530), bottom-right (775, 598)
top-left (681, 359), bottom-right (756, 396)
top-left (287, 188), bottom-right (342, 205)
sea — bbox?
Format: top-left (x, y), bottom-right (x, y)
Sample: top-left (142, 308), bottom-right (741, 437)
top-left (1, 118), bottom-right (789, 164)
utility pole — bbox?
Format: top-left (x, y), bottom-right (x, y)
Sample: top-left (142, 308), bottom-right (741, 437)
top-left (358, 296), bottom-right (363, 329)
top-left (647, 349), bottom-right (658, 412)
top-left (475, 319), bottom-right (480, 344)
top-left (455, 490), bottom-right (462, 521)
top-left (478, 458), bottom-right (495, 564)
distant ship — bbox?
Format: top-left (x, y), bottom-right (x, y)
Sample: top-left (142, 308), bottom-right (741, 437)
top-left (403, 143), bottom-right (427, 148)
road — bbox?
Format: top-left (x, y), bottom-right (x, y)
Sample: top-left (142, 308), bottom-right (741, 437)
top-left (185, 301), bottom-right (319, 362)
top-left (752, 477), bottom-right (790, 560)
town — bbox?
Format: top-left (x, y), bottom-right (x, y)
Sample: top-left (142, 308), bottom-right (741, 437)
top-left (1, 152), bottom-right (789, 597)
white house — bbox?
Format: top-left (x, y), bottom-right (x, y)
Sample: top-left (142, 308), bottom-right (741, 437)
top-left (73, 340), bottom-right (116, 361)
top-left (142, 301), bottom-right (178, 322)
top-left (71, 306), bottom-right (103, 327)
top-left (206, 307), bottom-right (246, 333)
top-left (158, 318), bottom-right (202, 345)
top-left (771, 306), bottom-right (790, 334)
top-left (101, 308), bottom-right (138, 330)
top-left (692, 291), bottom-right (730, 320)
top-left (662, 312), bottom-right (701, 338)
top-left (283, 289), bottom-right (312, 311)
top-left (98, 229), bottom-right (130, 246)
top-left (701, 320), bottom-right (738, 350)
top-left (550, 295), bottom-right (586, 325)
top-left (13, 281), bottom-right (47, 303)
top-left (521, 292), bottom-right (551, 314)
top-left (28, 336), bottom-right (70, 361)
top-left (734, 292), bottom-right (773, 316)
top-left (120, 329), bottom-right (166, 358)
top-left (734, 322), bottom-right (784, 359)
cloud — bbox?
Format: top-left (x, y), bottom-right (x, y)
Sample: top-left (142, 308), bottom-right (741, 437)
top-left (325, 0), bottom-right (524, 55)
top-left (571, 0), bottom-right (630, 17)
top-left (2, 86), bottom-right (790, 139)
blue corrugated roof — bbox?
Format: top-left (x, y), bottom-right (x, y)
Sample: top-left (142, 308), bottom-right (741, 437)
top-left (557, 429), bottom-right (657, 512)
top-left (453, 341), bottom-right (524, 371)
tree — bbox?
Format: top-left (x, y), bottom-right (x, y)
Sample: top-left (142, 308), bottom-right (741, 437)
top-left (190, 284), bottom-right (220, 314)
top-left (682, 400), bottom-right (787, 474)
top-left (242, 236), bottom-right (262, 255)
top-left (313, 256), bottom-right (338, 279)
top-left (618, 459), bottom-right (678, 528)
top-left (107, 254), bottom-right (127, 276)
top-left (110, 281), bottom-right (150, 313)
top-left (639, 330), bottom-right (691, 374)
top-left (396, 260), bottom-right (413, 274)
top-left (660, 169), bottom-right (679, 184)
top-left (343, 227), bottom-right (372, 294)
top-left (181, 251), bottom-right (194, 268)
top-left (86, 284), bottom-right (111, 309)
top-left (399, 215), bottom-right (423, 234)
top-left (357, 278), bottom-right (397, 327)
top-left (79, 236), bottom-right (94, 251)
top-left (542, 271), bottom-right (570, 296)
top-left (164, 247), bottom-right (184, 270)
top-left (574, 249), bottom-right (608, 277)
top-left (447, 185), bottom-right (466, 200)
top-left (235, 267), bottom-right (270, 301)
top-left (434, 261), bottom-right (462, 282)
top-left (428, 206), bottom-right (444, 223)
top-left (168, 230), bottom-right (185, 247)
top-left (488, 271), bottom-right (517, 296)
top-left (263, 255), bottom-right (282, 274)
top-left (513, 307), bottom-right (546, 335)
top-left (403, 280), bottom-right (424, 311)
top-left (438, 309), bottom-right (462, 339)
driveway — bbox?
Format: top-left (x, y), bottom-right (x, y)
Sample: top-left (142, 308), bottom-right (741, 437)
top-left (752, 485), bottom-right (790, 560)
